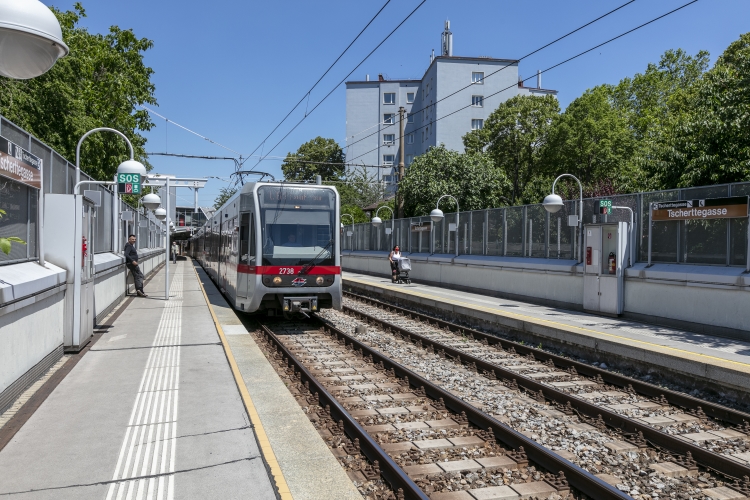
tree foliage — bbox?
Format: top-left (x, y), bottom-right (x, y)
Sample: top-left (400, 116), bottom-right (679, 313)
top-left (214, 186), bottom-right (238, 209)
top-left (399, 146), bottom-right (510, 217)
top-left (281, 137), bottom-right (345, 182)
top-left (0, 3), bottom-right (156, 180)
top-left (465, 95), bottom-right (559, 205)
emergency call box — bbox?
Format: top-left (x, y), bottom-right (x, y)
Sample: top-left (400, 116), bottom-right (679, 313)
top-left (583, 222), bottom-right (629, 316)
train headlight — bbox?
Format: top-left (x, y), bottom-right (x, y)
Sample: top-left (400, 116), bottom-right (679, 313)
top-left (273, 277), bottom-right (282, 285)
top-left (316, 276), bottom-right (324, 285)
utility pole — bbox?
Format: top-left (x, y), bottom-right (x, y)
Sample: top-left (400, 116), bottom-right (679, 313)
top-left (397, 106), bottom-right (406, 219)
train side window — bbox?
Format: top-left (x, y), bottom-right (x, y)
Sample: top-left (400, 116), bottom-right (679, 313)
top-left (240, 213), bottom-right (255, 264)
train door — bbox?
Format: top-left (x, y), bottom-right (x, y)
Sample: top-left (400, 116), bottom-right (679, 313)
top-left (225, 216), bottom-right (239, 300)
top-left (237, 212), bottom-right (254, 299)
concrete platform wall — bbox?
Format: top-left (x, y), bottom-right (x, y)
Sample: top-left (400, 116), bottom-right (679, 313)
top-left (343, 251), bottom-right (750, 337)
top-left (0, 249), bottom-right (165, 413)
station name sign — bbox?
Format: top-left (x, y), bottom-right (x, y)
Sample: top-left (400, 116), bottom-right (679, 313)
top-left (0, 135), bottom-right (42, 189)
top-left (410, 222), bottom-right (432, 233)
top-left (651, 196), bottom-right (749, 221)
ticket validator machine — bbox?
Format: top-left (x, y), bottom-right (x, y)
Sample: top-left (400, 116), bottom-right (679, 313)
top-left (583, 222), bottom-right (629, 315)
top-left (44, 192), bottom-right (100, 351)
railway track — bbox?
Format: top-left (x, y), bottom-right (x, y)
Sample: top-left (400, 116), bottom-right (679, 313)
top-left (326, 292), bottom-right (750, 499)
top-left (256, 318), bottom-right (627, 500)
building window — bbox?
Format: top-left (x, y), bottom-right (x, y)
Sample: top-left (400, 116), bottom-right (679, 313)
top-left (471, 119), bottom-right (484, 130)
top-left (383, 92), bottom-right (396, 104)
top-left (406, 133), bottom-right (414, 144)
top-left (421, 131), bottom-right (425, 143)
top-left (383, 155), bottom-right (395, 166)
top-left (472, 72), bottom-right (484, 84)
top-left (472, 95), bottom-right (484, 107)
top-left (407, 113), bottom-right (414, 123)
top-left (406, 92), bottom-right (415, 103)
top-left (383, 134), bottom-right (395, 145)
top-left (406, 155), bottom-right (413, 165)
top-left (383, 113), bottom-right (395, 124)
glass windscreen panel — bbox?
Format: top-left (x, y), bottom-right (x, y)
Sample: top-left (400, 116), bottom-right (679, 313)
top-left (258, 186), bottom-right (335, 266)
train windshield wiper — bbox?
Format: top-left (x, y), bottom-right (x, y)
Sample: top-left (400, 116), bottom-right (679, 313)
top-left (298, 239), bottom-right (333, 276)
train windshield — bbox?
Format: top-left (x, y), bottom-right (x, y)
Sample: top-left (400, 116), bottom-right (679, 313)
top-left (258, 186), bottom-right (336, 266)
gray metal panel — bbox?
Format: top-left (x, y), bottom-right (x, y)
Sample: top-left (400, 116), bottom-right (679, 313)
top-left (599, 276), bottom-right (619, 315)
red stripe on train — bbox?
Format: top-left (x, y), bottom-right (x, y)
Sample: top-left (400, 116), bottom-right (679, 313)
top-left (237, 265), bottom-right (341, 275)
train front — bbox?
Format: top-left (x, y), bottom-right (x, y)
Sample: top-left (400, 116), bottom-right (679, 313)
top-left (238, 183), bottom-right (341, 315)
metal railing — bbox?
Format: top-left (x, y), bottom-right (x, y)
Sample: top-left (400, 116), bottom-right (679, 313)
top-left (343, 182), bottom-right (750, 267)
top-left (0, 114), bottom-right (164, 266)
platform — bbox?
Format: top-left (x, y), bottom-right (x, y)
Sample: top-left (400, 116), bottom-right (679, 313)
top-left (342, 272), bottom-right (750, 401)
top-left (0, 260), bottom-right (358, 500)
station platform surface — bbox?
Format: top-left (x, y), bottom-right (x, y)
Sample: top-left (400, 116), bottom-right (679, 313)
top-left (342, 272), bottom-right (750, 396)
top-left (0, 260), bottom-right (359, 500)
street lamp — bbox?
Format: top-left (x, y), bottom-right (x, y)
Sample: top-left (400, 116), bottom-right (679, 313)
top-left (142, 193), bottom-right (161, 211)
top-left (543, 174), bottom-right (583, 262)
top-left (371, 206), bottom-right (394, 251)
top-left (154, 207), bottom-right (167, 221)
top-left (0, 0), bottom-right (69, 79)
top-left (430, 195), bottom-right (459, 257)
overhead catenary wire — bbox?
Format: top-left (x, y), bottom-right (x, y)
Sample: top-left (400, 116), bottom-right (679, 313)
top-left (343, 0), bottom-right (637, 154)
top-left (244, 0), bottom-right (393, 161)
top-left (140, 106), bottom-right (244, 157)
top-left (348, 0), bottom-right (699, 164)
top-left (248, 0), bottom-right (429, 171)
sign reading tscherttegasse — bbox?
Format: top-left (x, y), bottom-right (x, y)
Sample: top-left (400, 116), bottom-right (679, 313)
top-left (0, 135), bottom-right (42, 189)
top-left (651, 196), bottom-right (749, 221)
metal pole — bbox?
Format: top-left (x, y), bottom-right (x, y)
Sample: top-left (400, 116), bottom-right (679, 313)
top-left (75, 127), bottom-right (134, 188)
top-left (648, 203), bottom-right (653, 267)
top-left (612, 206), bottom-right (634, 267)
top-left (397, 106), bottom-right (406, 219)
top-left (165, 176), bottom-right (170, 300)
top-left (38, 158), bottom-right (45, 267)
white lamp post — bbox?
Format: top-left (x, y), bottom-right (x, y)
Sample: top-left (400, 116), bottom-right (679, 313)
top-left (430, 195), bottom-right (459, 257)
top-left (371, 206), bottom-right (394, 251)
top-left (0, 0), bottom-right (69, 79)
top-left (543, 173), bottom-right (583, 263)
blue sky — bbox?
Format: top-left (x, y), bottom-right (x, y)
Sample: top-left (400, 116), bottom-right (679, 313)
top-left (45, 0), bottom-right (750, 208)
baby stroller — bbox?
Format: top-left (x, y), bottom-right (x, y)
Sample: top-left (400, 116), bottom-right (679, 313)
top-left (395, 257), bottom-right (412, 284)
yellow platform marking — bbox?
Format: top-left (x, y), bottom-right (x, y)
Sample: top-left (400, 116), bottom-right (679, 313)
top-left (345, 276), bottom-right (750, 372)
top-left (194, 265), bottom-right (293, 500)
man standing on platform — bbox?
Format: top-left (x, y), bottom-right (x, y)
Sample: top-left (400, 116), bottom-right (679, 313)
top-left (124, 234), bottom-right (147, 297)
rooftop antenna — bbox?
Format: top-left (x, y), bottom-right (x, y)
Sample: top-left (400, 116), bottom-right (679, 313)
top-left (441, 20), bottom-right (453, 56)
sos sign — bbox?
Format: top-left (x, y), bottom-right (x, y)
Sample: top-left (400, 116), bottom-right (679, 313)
top-left (117, 173), bottom-right (141, 194)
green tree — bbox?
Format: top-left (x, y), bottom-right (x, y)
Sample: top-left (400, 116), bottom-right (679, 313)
top-left (214, 186), bottom-right (238, 209)
top-left (399, 146), bottom-right (510, 217)
top-left (331, 164), bottom-right (387, 209)
top-left (542, 86), bottom-right (635, 193)
top-left (281, 137), bottom-right (345, 182)
top-left (610, 48), bottom-right (709, 189)
top-left (468, 95), bottom-right (560, 204)
top-left (659, 34), bottom-right (750, 187)
top-left (0, 3), bottom-right (156, 180)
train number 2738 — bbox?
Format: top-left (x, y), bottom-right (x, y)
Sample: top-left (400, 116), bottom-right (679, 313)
top-left (278, 268), bottom-right (296, 275)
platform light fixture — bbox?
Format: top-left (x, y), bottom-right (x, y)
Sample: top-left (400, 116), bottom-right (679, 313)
top-left (154, 207), bottom-right (167, 221)
top-left (141, 193), bottom-right (161, 211)
top-left (543, 173), bottom-right (584, 263)
top-left (430, 195), bottom-right (460, 256)
top-left (0, 0), bottom-right (69, 79)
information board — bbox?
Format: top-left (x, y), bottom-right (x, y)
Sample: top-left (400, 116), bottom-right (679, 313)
top-left (0, 135), bottom-right (42, 189)
top-left (651, 196), bottom-right (749, 221)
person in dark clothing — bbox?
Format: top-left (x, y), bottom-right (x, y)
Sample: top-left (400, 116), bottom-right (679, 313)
top-left (124, 234), bottom-right (147, 297)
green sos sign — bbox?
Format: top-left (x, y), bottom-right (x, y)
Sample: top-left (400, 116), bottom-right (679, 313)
top-left (599, 199), bottom-right (612, 214)
top-left (117, 173), bottom-right (141, 194)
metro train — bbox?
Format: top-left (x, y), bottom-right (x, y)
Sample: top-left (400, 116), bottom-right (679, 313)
top-left (189, 182), bottom-right (341, 315)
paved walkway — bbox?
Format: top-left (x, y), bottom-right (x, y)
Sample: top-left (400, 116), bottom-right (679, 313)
top-left (343, 272), bottom-right (750, 393)
top-left (0, 261), bottom-right (276, 499)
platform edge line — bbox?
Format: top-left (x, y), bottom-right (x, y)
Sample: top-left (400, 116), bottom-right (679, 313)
top-left (192, 264), bottom-right (293, 500)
